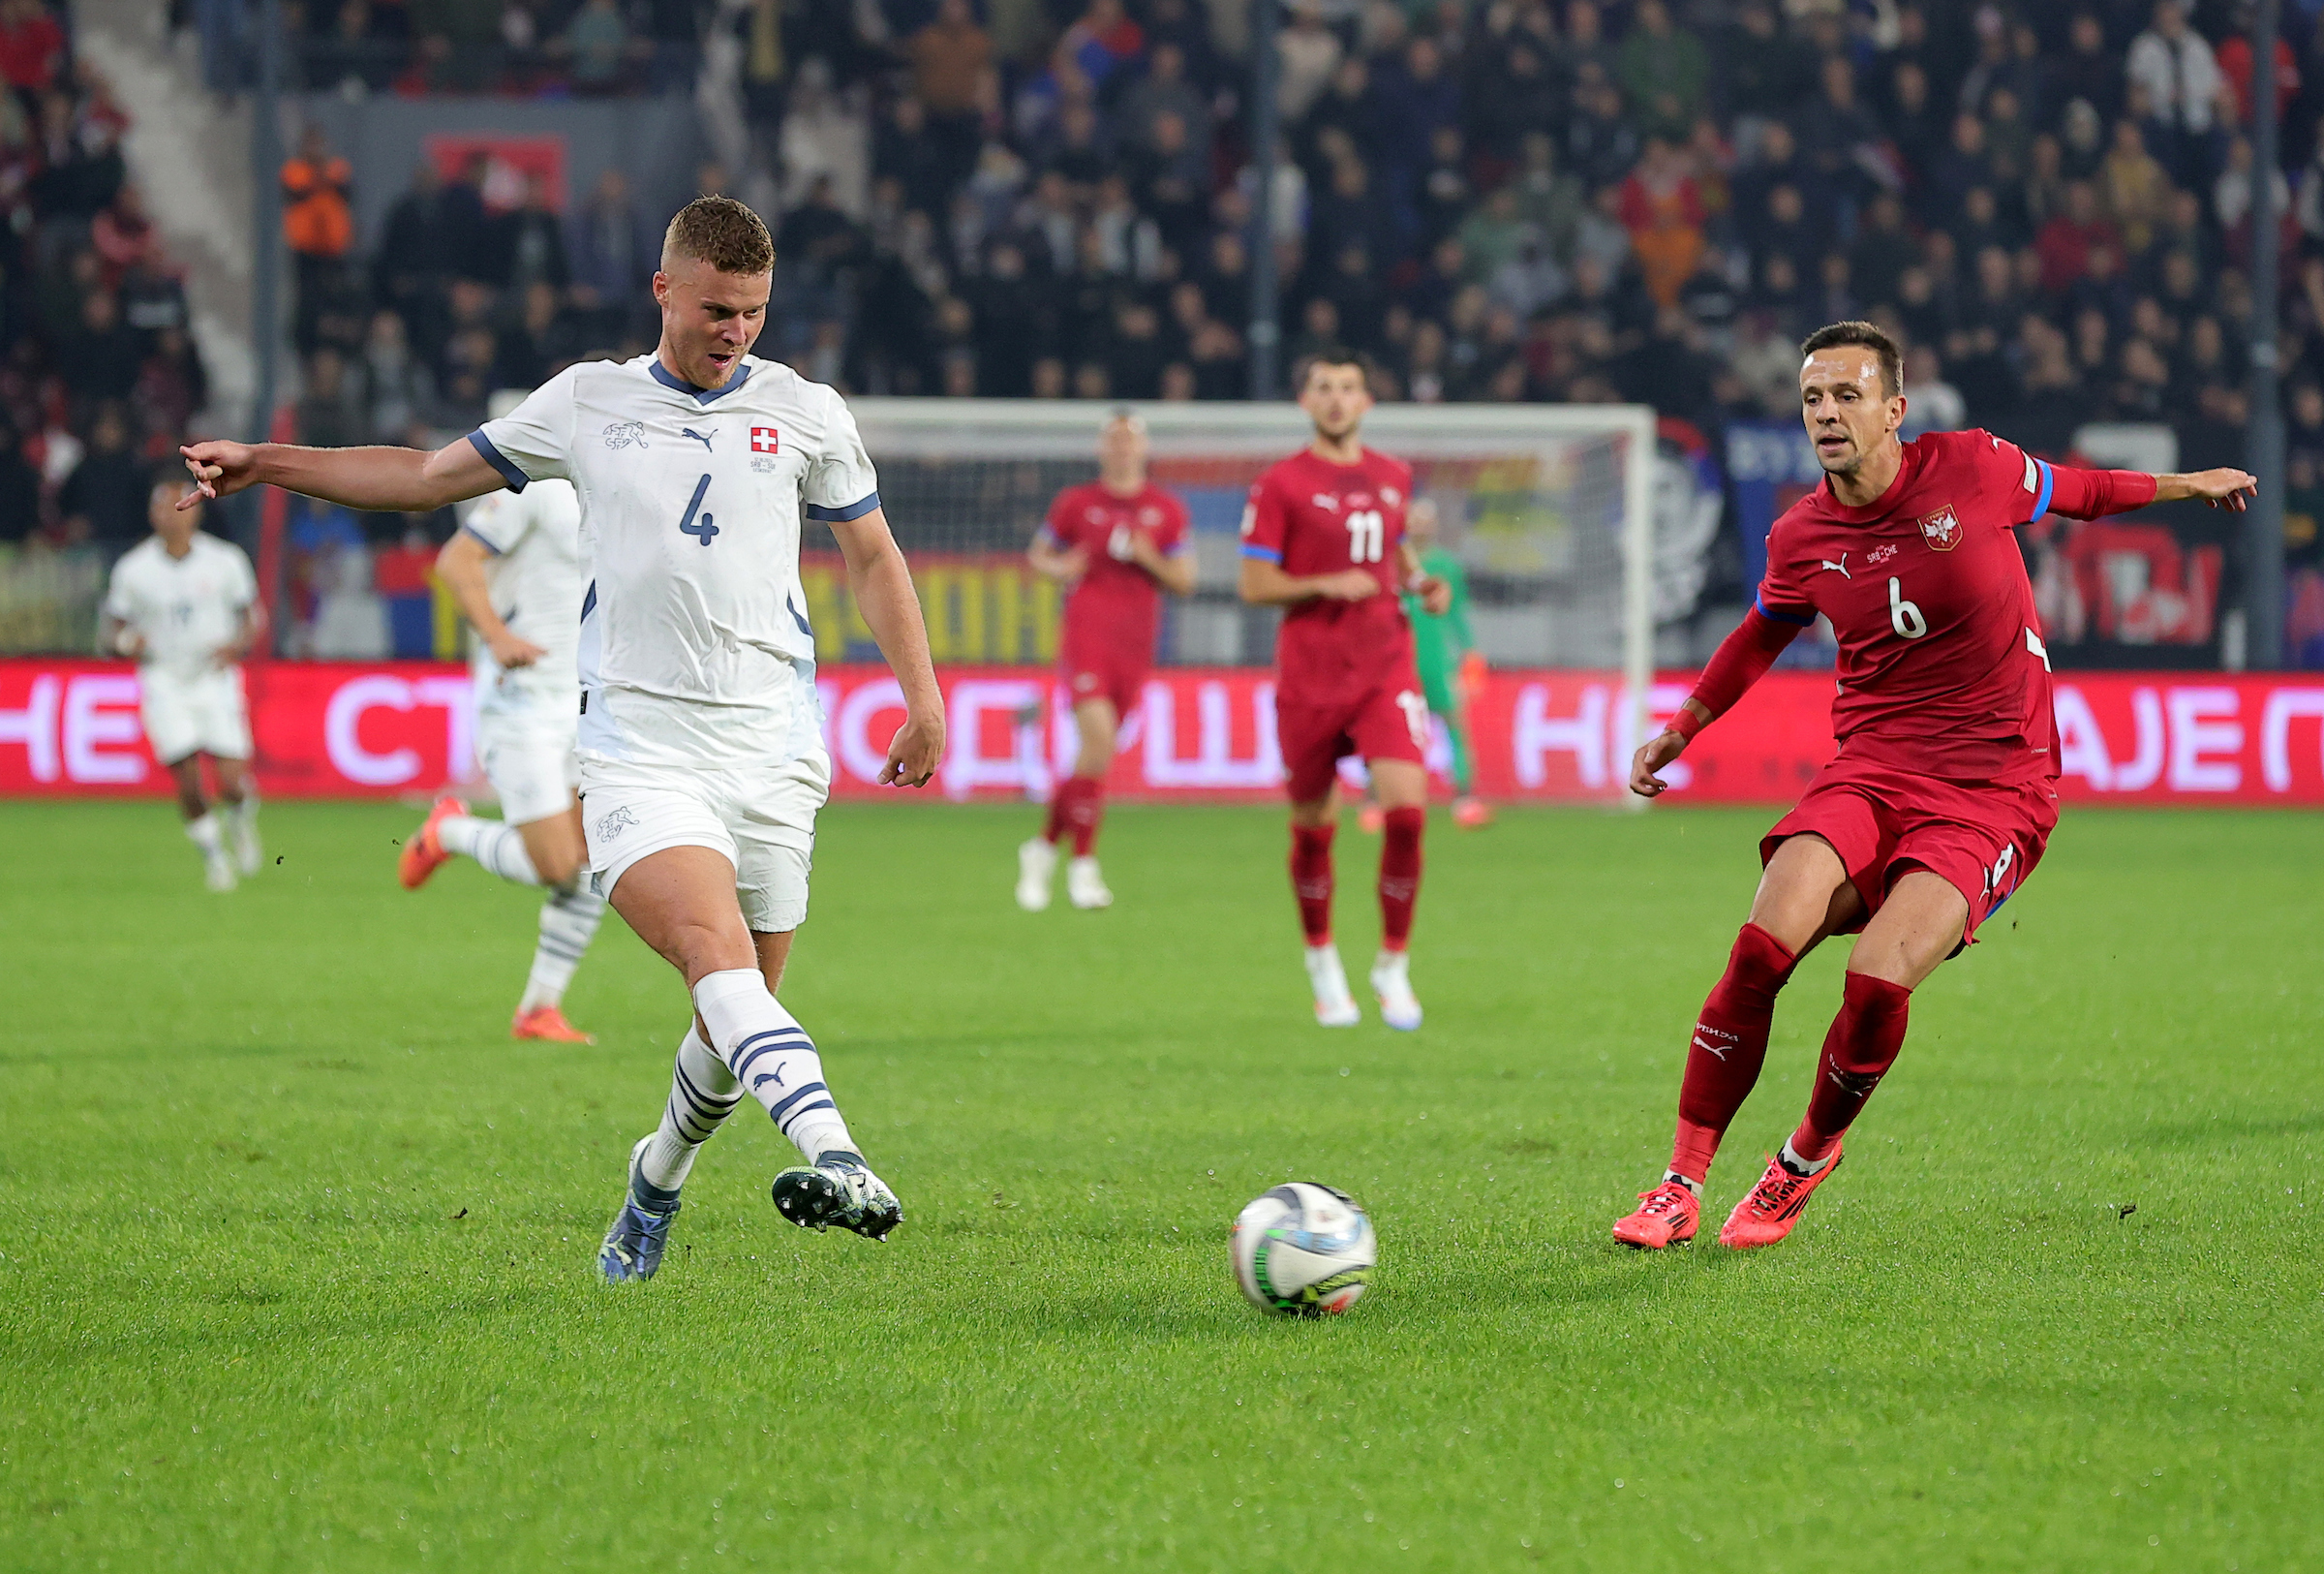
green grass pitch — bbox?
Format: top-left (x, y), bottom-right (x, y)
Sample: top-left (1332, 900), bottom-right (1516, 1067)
top-left (0, 797), bottom-right (2317, 1571)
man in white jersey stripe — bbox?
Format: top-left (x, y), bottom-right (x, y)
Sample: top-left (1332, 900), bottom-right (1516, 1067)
top-left (181, 198), bottom-right (946, 1280)
top-left (103, 478), bottom-right (266, 892)
top-left (400, 469), bottom-right (607, 1045)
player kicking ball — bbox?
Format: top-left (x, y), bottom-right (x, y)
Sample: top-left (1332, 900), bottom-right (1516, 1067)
top-left (103, 477), bottom-right (266, 891)
top-left (182, 198), bottom-right (944, 1280)
top-left (1239, 350), bottom-right (1451, 1029)
top-left (1019, 409), bottom-right (1194, 911)
top-left (1613, 321), bottom-right (2255, 1250)
top-left (398, 471), bottom-right (604, 1044)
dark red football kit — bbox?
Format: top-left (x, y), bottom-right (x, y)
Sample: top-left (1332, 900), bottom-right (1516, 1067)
top-left (1241, 447), bottom-right (1428, 801)
top-left (1725, 428), bottom-right (2068, 941)
top-left (1043, 480), bottom-right (1190, 716)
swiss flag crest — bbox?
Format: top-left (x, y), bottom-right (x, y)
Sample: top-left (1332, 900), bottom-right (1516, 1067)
top-left (750, 426), bottom-right (780, 454)
top-left (1920, 505), bottom-right (1962, 552)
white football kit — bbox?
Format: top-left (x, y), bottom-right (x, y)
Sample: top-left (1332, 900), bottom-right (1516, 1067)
top-left (470, 354), bottom-right (879, 931)
top-left (104, 532), bottom-right (259, 764)
top-left (462, 478), bottom-right (585, 826)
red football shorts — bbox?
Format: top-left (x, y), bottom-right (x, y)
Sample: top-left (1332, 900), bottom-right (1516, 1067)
top-left (1277, 681), bottom-right (1429, 802)
top-left (1060, 643), bottom-right (1149, 718)
top-left (1761, 752), bottom-right (2060, 946)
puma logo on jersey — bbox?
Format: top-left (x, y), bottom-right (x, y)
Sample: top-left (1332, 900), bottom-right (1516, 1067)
top-left (1692, 1033), bottom-right (1728, 1061)
top-left (1817, 552), bottom-right (1851, 579)
top-left (1311, 494), bottom-right (1340, 511)
top-left (682, 427), bottom-right (716, 451)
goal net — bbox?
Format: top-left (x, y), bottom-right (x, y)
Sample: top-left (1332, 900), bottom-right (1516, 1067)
top-left (833, 400), bottom-right (1656, 787)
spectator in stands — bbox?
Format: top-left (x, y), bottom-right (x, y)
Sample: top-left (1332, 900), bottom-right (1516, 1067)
top-left (0, 0), bottom-right (65, 98)
top-left (2127, 1), bottom-right (2226, 183)
top-left (559, 0), bottom-right (638, 94)
top-left (486, 172), bottom-right (570, 295)
top-left (63, 289), bottom-right (140, 407)
top-left (568, 167), bottom-right (656, 318)
top-left (1618, 138), bottom-right (1705, 308)
top-left (1616, 0), bottom-right (1708, 145)
top-left (282, 125), bottom-right (354, 346)
top-left (58, 403), bottom-right (143, 546)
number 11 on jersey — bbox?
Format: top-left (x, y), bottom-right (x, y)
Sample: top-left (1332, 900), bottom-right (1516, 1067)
top-left (1345, 509), bottom-right (1384, 563)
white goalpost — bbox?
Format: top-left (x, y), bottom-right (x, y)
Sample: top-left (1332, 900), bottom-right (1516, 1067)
top-left (846, 399), bottom-right (1659, 805)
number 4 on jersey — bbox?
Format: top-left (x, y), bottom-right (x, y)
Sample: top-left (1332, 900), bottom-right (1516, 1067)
top-left (678, 473), bottom-right (717, 546)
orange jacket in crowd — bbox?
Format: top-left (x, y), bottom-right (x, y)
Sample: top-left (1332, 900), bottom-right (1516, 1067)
top-left (283, 155), bottom-right (354, 260)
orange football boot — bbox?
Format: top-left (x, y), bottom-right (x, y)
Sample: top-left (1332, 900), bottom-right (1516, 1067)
top-left (1719, 1146), bottom-right (1844, 1250)
top-left (1611, 1180), bottom-right (1700, 1249)
top-left (512, 1004), bottom-right (596, 1044)
top-left (398, 795), bottom-right (465, 889)
top-left (1452, 796), bottom-right (1494, 828)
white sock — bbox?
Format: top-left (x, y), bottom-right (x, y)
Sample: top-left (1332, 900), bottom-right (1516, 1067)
top-left (633, 1023), bottom-right (744, 1203)
top-left (440, 815), bottom-right (541, 884)
top-left (229, 791), bottom-right (260, 830)
top-left (1778, 1139), bottom-right (1833, 1178)
top-left (690, 968), bottom-right (859, 1162)
top-left (186, 813), bottom-right (225, 858)
top-left (518, 880), bottom-right (604, 1013)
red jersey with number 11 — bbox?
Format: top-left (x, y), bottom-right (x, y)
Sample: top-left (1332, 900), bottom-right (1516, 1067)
top-left (1242, 447), bottom-right (1418, 704)
top-left (1758, 428), bottom-right (2061, 786)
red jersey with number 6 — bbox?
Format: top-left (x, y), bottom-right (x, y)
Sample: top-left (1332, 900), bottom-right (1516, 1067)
top-left (1758, 428), bottom-right (2062, 787)
top-left (1044, 480), bottom-right (1190, 665)
top-left (1241, 448), bottom-right (1418, 704)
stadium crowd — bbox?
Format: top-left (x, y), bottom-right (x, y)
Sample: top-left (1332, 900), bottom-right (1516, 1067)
top-left (4, 0), bottom-right (2323, 652)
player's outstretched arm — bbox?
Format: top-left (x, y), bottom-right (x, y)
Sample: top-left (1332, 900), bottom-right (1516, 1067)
top-left (828, 507), bottom-right (945, 787)
top-left (1630, 606), bottom-right (1803, 798)
top-left (179, 437), bottom-right (506, 514)
top-left (2042, 462), bottom-right (2259, 519)
top-left (435, 532), bottom-right (545, 668)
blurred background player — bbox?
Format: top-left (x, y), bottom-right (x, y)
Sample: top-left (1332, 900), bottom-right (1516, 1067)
top-left (1361, 498), bottom-right (1491, 833)
top-left (1019, 411), bottom-right (1193, 911)
top-left (102, 478), bottom-right (265, 891)
top-left (1617, 321), bottom-right (2258, 1252)
top-left (1239, 351), bottom-right (1450, 1029)
top-left (397, 470), bottom-right (604, 1045)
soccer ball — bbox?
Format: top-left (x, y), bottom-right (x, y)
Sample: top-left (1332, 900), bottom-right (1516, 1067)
top-left (1231, 1183), bottom-right (1376, 1315)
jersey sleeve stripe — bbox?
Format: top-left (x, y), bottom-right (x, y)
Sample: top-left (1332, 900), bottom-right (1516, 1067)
top-left (1240, 543), bottom-right (1283, 562)
top-left (460, 523), bottom-right (505, 555)
top-left (579, 581), bottom-right (596, 623)
top-left (467, 430), bottom-right (531, 493)
top-left (804, 492), bottom-right (880, 523)
top-left (1755, 592), bottom-right (1815, 626)
top-left (2029, 459), bottom-right (2054, 525)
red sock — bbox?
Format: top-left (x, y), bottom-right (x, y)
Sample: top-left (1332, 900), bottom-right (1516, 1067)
top-left (1790, 971), bottom-right (1911, 1163)
top-left (1060, 774), bottom-right (1104, 856)
top-left (1377, 807), bottom-right (1423, 951)
top-left (1669, 923), bottom-right (1799, 1184)
top-left (1290, 823), bottom-right (1335, 945)
top-left (1041, 777), bottom-right (1079, 846)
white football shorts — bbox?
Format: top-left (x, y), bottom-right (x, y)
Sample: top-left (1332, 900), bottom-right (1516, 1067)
top-left (475, 708), bottom-right (582, 826)
top-left (579, 751), bottom-right (830, 934)
top-left (139, 665), bottom-right (251, 764)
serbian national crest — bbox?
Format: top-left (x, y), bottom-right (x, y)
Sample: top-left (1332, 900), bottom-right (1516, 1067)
top-left (1919, 505), bottom-right (1962, 552)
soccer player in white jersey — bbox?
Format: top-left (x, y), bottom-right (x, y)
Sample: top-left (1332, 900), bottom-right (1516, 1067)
top-left (103, 477), bottom-right (266, 891)
top-left (398, 470), bottom-right (607, 1044)
top-left (180, 198), bottom-right (945, 1280)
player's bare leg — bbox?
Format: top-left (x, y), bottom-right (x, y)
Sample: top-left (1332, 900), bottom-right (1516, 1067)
top-left (601, 847), bottom-right (899, 1281)
top-left (1288, 787), bottom-right (1361, 1025)
top-left (1720, 870), bottom-right (1964, 1250)
top-left (166, 754), bottom-right (236, 891)
top-left (1024, 697), bottom-right (1117, 910)
top-left (1366, 757), bottom-right (1428, 1030)
top-left (1614, 834), bottom-right (1862, 1249)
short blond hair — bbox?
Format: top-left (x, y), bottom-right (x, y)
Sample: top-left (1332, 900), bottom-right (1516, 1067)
top-left (662, 195), bottom-right (775, 275)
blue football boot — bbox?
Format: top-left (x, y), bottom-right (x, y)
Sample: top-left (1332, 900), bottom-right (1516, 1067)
top-left (598, 1136), bottom-right (682, 1283)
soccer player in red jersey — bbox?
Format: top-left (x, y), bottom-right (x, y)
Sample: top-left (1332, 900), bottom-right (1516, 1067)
top-left (1613, 321), bottom-right (2256, 1250)
top-left (1018, 410), bottom-right (1195, 910)
top-left (1239, 351), bottom-right (1451, 1029)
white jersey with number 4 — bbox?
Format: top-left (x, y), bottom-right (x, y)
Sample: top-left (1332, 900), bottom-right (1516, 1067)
top-left (469, 354), bottom-right (878, 770)
top-left (460, 478), bottom-right (583, 719)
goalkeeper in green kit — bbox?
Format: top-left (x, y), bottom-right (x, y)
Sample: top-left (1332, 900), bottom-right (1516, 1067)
top-left (1362, 499), bottom-right (1493, 831)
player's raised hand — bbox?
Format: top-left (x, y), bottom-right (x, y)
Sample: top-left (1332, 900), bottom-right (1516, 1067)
top-left (1630, 727), bottom-right (1688, 798)
top-left (880, 708), bottom-right (945, 788)
top-left (179, 441), bottom-right (260, 505)
top-left (1316, 569), bottom-right (1381, 602)
top-left (2186, 468), bottom-right (2260, 510)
